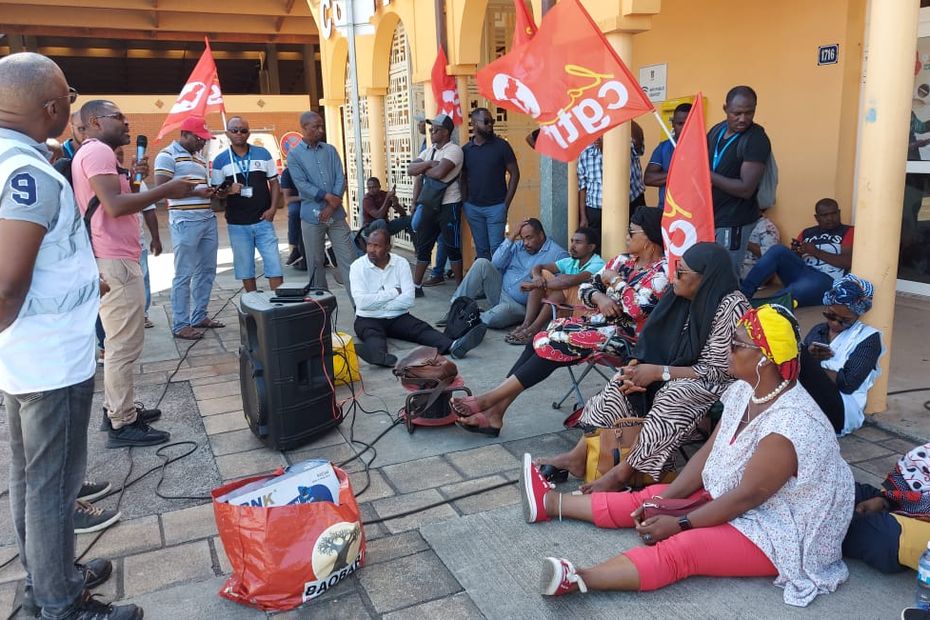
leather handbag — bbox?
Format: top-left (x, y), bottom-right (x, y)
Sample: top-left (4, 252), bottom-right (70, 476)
top-left (392, 346), bottom-right (458, 390)
top-left (640, 491), bottom-right (713, 520)
top-left (582, 416), bottom-right (676, 487)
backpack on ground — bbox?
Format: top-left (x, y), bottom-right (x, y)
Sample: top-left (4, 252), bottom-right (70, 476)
top-left (443, 296), bottom-right (481, 340)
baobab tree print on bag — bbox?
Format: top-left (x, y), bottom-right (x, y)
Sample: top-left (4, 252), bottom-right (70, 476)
top-left (213, 466), bottom-right (367, 611)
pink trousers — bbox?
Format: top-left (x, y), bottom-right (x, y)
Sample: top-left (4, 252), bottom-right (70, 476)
top-left (590, 484), bottom-right (778, 591)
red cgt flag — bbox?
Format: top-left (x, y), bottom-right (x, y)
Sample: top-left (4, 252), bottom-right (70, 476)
top-left (661, 94), bottom-right (715, 275)
top-left (431, 46), bottom-right (463, 126)
top-left (476, 0), bottom-right (653, 162)
top-left (156, 38), bottom-right (226, 142)
top-left (512, 0), bottom-right (537, 49)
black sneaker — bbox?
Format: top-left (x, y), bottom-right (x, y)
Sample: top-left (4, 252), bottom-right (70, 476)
top-left (107, 418), bottom-right (170, 448)
top-left (903, 609), bottom-right (930, 620)
top-left (293, 258), bottom-right (307, 271)
top-left (415, 287), bottom-right (425, 298)
top-left (450, 323), bottom-right (487, 359)
top-left (74, 500), bottom-right (121, 534)
top-left (435, 313), bottom-right (449, 328)
top-left (71, 591), bottom-right (142, 620)
top-left (285, 248), bottom-right (301, 266)
top-left (100, 405), bottom-right (161, 432)
top-left (77, 480), bottom-right (111, 502)
top-left (22, 560), bottom-right (114, 616)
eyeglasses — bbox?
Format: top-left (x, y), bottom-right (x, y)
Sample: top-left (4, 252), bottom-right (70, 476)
top-left (43, 87), bottom-right (78, 109)
top-left (675, 266), bottom-right (695, 279)
top-left (822, 311), bottom-right (854, 326)
top-left (476, 118), bottom-right (493, 125)
top-left (815, 210), bottom-right (840, 217)
top-left (628, 228), bottom-right (644, 237)
top-left (227, 128), bottom-right (250, 134)
top-left (730, 339), bottom-right (761, 352)
top-left (95, 113), bottom-right (126, 122)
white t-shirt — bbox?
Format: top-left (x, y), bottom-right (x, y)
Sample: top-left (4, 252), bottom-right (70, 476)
top-left (418, 141), bottom-right (463, 204)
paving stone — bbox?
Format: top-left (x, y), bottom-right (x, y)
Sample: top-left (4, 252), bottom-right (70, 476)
top-left (371, 489), bottom-right (458, 535)
top-left (193, 380), bottom-right (241, 402)
top-left (287, 443), bottom-right (365, 473)
top-left (357, 550), bottom-right (460, 614)
top-left (381, 456), bottom-right (463, 494)
top-left (383, 592), bottom-right (483, 620)
top-left (365, 531), bottom-right (429, 566)
top-left (212, 537), bottom-right (232, 575)
top-left (0, 581), bottom-right (16, 617)
top-left (121, 575), bottom-right (257, 620)
top-left (446, 444), bottom-right (521, 479)
top-left (440, 475), bottom-right (519, 515)
top-left (281, 427), bottom-right (351, 454)
top-left (210, 428), bottom-right (266, 457)
top-left (274, 591), bottom-right (373, 619)
top-left (838, 435), bottom-right (895, 464)
top-left (358, 503), bottom-right (388, 542)
top-left (854, 453), bottom-right (901, 478)
top-left (140, 359), bottom-right (187, 374)
top-left (171, 362), bottom-right (239, 382)
top-left (187, 352), bottom-right (238, 368)
top-left (203, 411), bottom-right (249, 435)
top-left (850, 464), bottom-right (885, 489)
top-left (198, 394), bottom-right (244, 416)
top-left (0, 547), bottom-right (24, 584)
top-left (880, 438), bottom-right (916, 455)
top-left (350, 469), bottom-right (395, 503)
top-left (852, 425), bottom-right (897, 443)
top-left (501, 432), bottom-right (577, 463)
top-left (76, 515), bottom-right (161, 560)
top-left (161, 502), bottom-right (218, 545)
top-left (123, 540), bottom-right (214, 597)
top-left (215, 448), bottom-right (286, 480)
top-left (134, 371), bottom-right (169, 387)
top-left (189, 372), bottom-right (240, 387)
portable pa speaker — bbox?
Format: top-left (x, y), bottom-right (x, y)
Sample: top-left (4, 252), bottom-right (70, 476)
top-left (238, 290), bottom-right (342, 450)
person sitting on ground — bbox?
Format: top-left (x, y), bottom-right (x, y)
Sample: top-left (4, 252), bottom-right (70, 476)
top-left (739, 208), bottom-right (781, 280)
top-left (443, 217), bottom-right (568, 330)
top-left (741, 197), bottom-right (853, 306)
top-left (348, 229), bottom-right (486, 367)
top-left (504, 226), bottom-right (604, 345)
top-left (520, 303), bottom-right (853, 607)
top-left (361, 176), bottom-right (411, 238)
top-left (535, 243), bottom-right (748, 490)
top-left (844, 440), bottom-right (930, 575)
top-left (449, 211), bottom-right (667, 437)
top-left (799, 274), bottom-right (883, 435)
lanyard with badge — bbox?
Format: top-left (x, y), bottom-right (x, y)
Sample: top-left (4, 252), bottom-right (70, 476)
top-left (232, 147), bottom-right (254, 197)
top-left (712, 126), bottom-right (741, 172)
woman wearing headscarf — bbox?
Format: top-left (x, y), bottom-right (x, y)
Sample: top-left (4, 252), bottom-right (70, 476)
top-left (536, 242), bottom-right (748, 488)
top-left (451, 208), bottom-right (668, 436)
top-left (520, 304), bottom-right (854, 608)
top-left (799, 274), bottom-right (884, 435)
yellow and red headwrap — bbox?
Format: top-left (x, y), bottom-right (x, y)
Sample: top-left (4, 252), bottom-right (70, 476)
top-left (739, 304), bottom-right (802, 380)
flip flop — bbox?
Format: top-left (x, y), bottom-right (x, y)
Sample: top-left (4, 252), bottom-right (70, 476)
top-left (454, 412), bottom-right (501, 437)
top-left (195, 318), bottom-right (226, 329)
top-left (506, 331), bottom-right (535, 346)
top-left (173, 327), bottom-right (204, 340)
top-left (450, 396), bottom-right (481, 418)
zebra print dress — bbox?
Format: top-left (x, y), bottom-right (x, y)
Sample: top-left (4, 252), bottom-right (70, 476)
top-left (579, 291), bottom-right (749, 479)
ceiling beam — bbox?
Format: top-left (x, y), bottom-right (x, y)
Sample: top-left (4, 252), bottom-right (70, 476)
top-left (2, 25), bottom-right (318, 44)
top-left (0, 0), bottom-right (312, 17)
top-left (35, 46), bottom-right (306, 60)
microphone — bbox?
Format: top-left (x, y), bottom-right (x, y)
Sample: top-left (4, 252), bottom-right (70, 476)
top-left (133, 135), bottom-right (148, 187)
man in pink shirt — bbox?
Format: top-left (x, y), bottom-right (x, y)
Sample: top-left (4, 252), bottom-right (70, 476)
top-left (72, 99), bottom-right (208, 448)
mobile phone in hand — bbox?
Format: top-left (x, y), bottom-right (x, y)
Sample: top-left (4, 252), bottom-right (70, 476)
top-left (811, 341), bottom-right (831, 353)
top-left (213, 178), bottom-right (233, 192)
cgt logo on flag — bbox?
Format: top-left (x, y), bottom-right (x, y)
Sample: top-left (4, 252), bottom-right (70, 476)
top-left (431, 46), bottom-right (462, 126)
top-left (170, 82), bottom-right (224, 115)
top-left (477, 0), bottom-right (652, 162)
top-left (156, 37), bottom-right (226, 142)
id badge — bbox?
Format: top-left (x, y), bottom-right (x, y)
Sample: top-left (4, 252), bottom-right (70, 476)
top-left (240, 187), bottom-right (253, 198)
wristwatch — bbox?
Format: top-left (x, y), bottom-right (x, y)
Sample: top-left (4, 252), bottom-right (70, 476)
top-left (661, 365), bottom-right (671, 382)
top-left (677, 515), bottom-right (693, 531)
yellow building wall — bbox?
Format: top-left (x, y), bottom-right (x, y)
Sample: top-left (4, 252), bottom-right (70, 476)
top-left (632, 0), bottom-right (866, 237)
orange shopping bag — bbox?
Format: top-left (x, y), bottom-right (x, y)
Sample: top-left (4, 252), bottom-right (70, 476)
top-left (212, 465), bottom-right (366, 611)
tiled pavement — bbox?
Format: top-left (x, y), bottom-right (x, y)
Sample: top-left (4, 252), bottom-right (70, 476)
top-left (0, 217), bottom-right (928, 618)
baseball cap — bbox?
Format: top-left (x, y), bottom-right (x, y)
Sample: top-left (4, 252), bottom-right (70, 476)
top-left (426, 114), bottom-right (454, 132)
top-left (179, 116), bottom-right (214, 140)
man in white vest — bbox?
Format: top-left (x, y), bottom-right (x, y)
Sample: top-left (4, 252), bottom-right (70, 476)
top-left (0, 53), bottom-right (143, 620)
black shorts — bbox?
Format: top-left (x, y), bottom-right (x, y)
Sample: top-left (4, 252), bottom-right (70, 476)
top-left (415, 201), bottom-right (462, 263)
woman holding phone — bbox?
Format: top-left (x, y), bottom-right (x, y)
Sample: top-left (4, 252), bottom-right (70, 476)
top-left (798, 274), bottom-right (883, 435)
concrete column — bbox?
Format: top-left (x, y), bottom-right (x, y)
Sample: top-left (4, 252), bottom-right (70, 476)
top-left (852, 0), bottom-right (920, 413)
top-left (601, 31), bottom-right (633, 256)
top-left (539, 159), bottom-right (568, 247)
top-left (423, 79), bottom-right (437, 144)
top-left (304, 44), bottom-right (320, 109)
top-left (567, 161), bottom-right (579, 239)
top-left (321, 99), bottom-right (346, 181)
top-left (265, 44), bottom-right (281, 95)
top-left (366, 93), bottom-right (387, 183)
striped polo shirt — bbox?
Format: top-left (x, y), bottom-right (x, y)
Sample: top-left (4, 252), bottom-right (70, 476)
top-left (153, 140), bottom-right (213, 223)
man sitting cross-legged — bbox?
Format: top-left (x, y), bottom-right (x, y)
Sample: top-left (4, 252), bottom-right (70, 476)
top-left (505, 227), bottom-right (604, 345)
top-left (442, 218), bottom-right (568, 330)
top-left (349, 229), bottom-right (486, 367)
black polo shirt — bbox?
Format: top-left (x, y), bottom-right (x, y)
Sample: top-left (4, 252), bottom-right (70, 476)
top-left (462, 134), bottom-right (517, 206)
top-left (707, 122), bottom-right (771, 228)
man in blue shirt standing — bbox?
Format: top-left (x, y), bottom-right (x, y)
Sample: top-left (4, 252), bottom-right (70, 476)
top-left (286, 110), bottom-right (355, 304)
top-left (644, 102), bottom-right (691, 208)
top-left (444, 218), bottom-right (568, 329)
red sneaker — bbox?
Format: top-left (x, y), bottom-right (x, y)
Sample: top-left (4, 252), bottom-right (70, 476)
top-left (521, 453), bottom-right (553, 523)
top-left (541, 557), bottom-right (588, 596)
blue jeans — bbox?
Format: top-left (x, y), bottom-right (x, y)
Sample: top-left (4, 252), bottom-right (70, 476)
top-left (141, 247), bottom-right (151, 314)
top-left (228, 220), bottom-right (283, 280)
top-left (740, 244), bottom-right (835, 307)
top-left (4, 377), bottom-right (94, 619)
top-left (287, 203), bottom-right (302, 247)
top-left (367, 215), bottom-right (413, 237)
top-left (463, 201), bottom-right (507, 261)
top-left (170, 217), bottom-right (218, 332)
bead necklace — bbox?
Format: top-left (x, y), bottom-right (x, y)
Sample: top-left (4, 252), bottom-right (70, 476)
top-left (750, 378), bottom-right (791, 405)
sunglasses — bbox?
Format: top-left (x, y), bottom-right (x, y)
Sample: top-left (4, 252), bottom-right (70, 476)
top-left (628, 228), bottom-right (644, 237)
top-left (227, 128), bottom-right (250, 134)
top-left (675, 266), bottom-right (695, 279)
top-left (822, 311), bottom-right (854, 326)
top-left (43, 87), bottom-right (78, 109)
top-left (730, 339), bottom-right (761, 352)
top-left (95, 113), bottom-right (126, 122)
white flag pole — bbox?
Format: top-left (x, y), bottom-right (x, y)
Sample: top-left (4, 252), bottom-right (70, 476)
top-left (652, 109), bottom-right (676, 147)
top-left (220, 110), bottom-right (239, 185)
